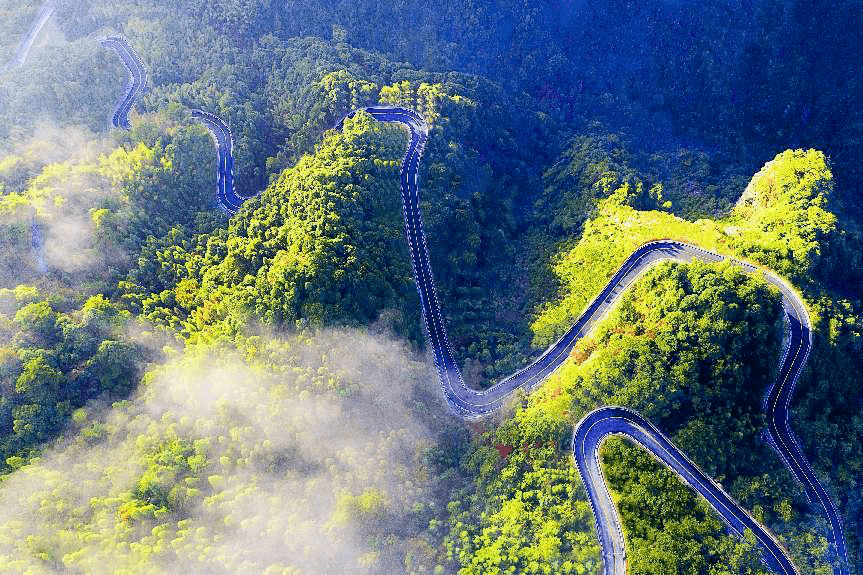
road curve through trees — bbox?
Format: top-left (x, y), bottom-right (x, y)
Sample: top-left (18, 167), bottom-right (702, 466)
top-left (356, 105), bottom-right (849, 575)
top-left (191, 109), bottom-right (255, 212)
top-left (98, 42), bottom-right (240, 210)
top-left (3, 0), bottom-right (54, 72)
top-left (574, 407), bottom-right (799, 575)
top-left (101, 36), bottom-right (148, 130)
top-left (30, 215), bottom-right (45, 274)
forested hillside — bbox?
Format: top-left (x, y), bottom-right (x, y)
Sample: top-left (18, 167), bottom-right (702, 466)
top-left (445, 150), bottom-right (861, 573)
top-left (0, 0), bottom-right (861, 573)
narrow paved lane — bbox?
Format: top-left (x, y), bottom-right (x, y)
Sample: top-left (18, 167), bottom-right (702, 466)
top-left (191, 109), bottom-right (256, 212)
top-left (102, 36), bottom-right (148, 130)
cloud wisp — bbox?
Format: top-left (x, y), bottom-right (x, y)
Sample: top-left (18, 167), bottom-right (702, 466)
top-left (0, 328), bottom-right (459, 574)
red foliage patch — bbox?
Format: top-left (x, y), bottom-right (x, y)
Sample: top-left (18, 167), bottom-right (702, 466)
top-left (495, 444), bottom-right (514, 459)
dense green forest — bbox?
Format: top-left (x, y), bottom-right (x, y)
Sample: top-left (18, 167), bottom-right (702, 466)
top-left (0, 0), bottom-right (861, 573)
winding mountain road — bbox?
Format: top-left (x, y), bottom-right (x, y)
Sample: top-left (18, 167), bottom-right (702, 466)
top-left (8, 0), bottom-right (850, 568)
top-left (52, 33), bottom-right (853, 564)
top-left (356, 105), bottom-right (848, 575)
top-left (101, 36), bottom-right (148, 130)
top-left (99, 41), bottom-right (240, 211)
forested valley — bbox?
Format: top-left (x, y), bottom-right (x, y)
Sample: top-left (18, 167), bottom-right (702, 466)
top-left (0, 0), bottom-right (861, 573)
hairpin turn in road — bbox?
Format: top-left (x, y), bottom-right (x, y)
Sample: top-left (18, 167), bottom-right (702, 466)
top-left (356, 105), bottom-right (848, 575)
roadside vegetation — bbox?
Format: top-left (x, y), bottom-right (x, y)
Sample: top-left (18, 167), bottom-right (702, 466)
top-left (439, 148), bottom-right (861, 574)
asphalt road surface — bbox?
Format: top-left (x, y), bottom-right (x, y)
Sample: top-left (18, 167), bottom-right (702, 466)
top-left (191, 109), bottom-right (257, 212)
top-left (358, 105), bottom-right (849, 575)
top-left (101, 36), bottom-right (148, 130)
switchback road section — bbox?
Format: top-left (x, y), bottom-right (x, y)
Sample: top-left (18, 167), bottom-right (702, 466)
top-left (359, 105), bottom-right (848, 575)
